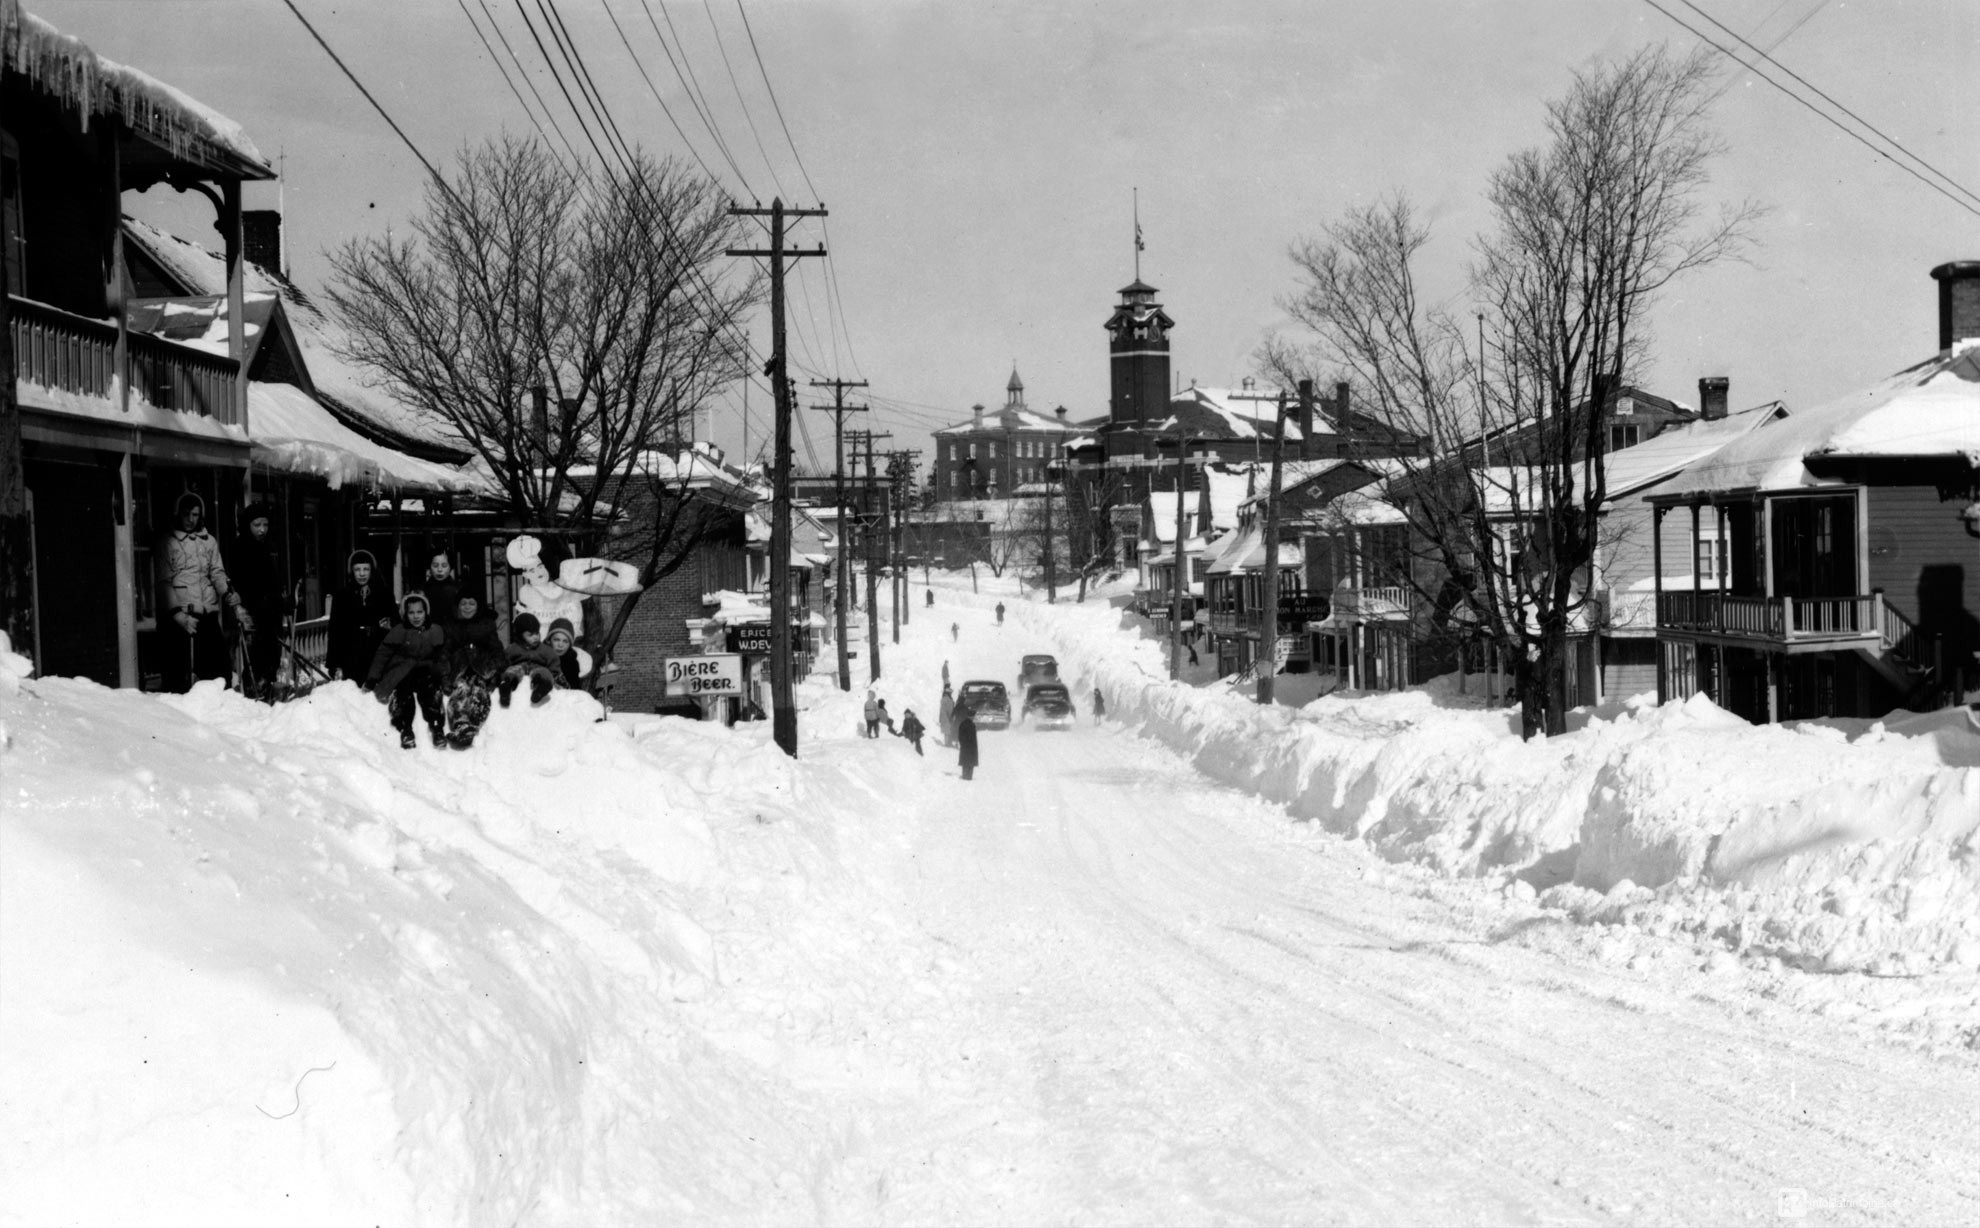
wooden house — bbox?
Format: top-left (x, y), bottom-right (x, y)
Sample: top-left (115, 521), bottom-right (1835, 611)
top-left (1649, 262), bottom-right (1980, 722)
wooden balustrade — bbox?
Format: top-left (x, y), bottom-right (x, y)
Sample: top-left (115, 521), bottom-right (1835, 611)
top-left (10, 295), bottom-right (240, 424)
top-left (1655, 591), bottom-right (1878, 642)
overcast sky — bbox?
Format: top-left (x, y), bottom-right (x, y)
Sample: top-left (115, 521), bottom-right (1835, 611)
top-left (40, 0), bottom-right (1980, 475)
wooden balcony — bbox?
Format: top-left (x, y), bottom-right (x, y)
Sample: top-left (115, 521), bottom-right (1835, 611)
top-left (1655, 591), bottom-right (1881, 647)
top-left (1330, 585), bottom-right (1412, 624)
top-left (10, 295), bottom-right (240, 424)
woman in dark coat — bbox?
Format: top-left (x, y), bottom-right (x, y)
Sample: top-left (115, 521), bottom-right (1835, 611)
top-left (955, 703), bottom-right (979, 781)
top-left (366, 593), bottom-right (447, 748)
top-left (327, 549), bottom-right (397, 682)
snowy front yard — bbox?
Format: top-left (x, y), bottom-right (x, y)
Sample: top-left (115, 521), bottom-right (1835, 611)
top-left (3, 581), bottom-right (1978, 1224)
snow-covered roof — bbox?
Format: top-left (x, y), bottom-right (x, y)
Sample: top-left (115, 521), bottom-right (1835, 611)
top-left (1160, 385), bottom-right (1316, 444)
top-left (1600, 404), bottom-right (1787, 499)
top-left (122, 218), bottom-right (468, 462)
top-left (1204, 520), bottom-right (1304, 574)
top-left (1202, 466), bottom-right (1256, 531)
top-left (1658, 347), bottom-right (1980, 496)
top-left (6, 12), bottom-right (272, 179)
top-left (247, 382), bottom-right (493, 495)
top-left (933, 403), bottom-right (1084, 437)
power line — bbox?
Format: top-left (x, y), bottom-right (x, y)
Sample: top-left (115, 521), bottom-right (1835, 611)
top-left (734, 0), bottom-right (819, 202)
top-left (1642, 0), bottom-right (1980, 222)
top-left (595, 0), bottom-right (727, 189)
top-left (638, 0), bottom-right (751, 188)
top-left (700, 0), bottom-right (789, 201)
top-left (278, 0), bottom-right (455, 198)
top-left (1674, 0), bottom-right (1980, 210)
top-left (472, 0), bottom-right (589, 175)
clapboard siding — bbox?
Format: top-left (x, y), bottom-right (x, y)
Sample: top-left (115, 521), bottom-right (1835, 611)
top-left (1865, 484), bottom-right (1980, 620)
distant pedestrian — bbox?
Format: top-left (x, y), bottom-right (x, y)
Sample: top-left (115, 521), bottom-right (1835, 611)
top-left (938, 681), bottom-right (956, 746)
top-left (955, 704), bottom-right (979, 781)
top-left (925, 588), bottom-right (934, 608)
top-left (950, 622), bottom-right (959, 642)
top-left (941, 660), bottom-right (950, 687)
top-left (896, 708), bottom-right (925, 755)
top-left (1092, 687), bottom-right (1106, 723)
top-left (863, 688), bottom-right (881, 738)
top-left (995, 602), bottom-right (1005, 626)
top-left (1187, 639), bottom-right (1200, 667)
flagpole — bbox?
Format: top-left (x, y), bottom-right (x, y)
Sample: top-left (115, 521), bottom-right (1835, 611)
top-left (1133, 186), bottom-right (1141, 281)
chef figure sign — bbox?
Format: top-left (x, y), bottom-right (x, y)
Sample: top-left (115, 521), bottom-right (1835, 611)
top-left (505, 535), bottom-right (644, 683)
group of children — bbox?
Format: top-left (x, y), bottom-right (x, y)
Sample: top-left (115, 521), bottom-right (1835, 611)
top-left (358, 584), bottom-right (585, 751)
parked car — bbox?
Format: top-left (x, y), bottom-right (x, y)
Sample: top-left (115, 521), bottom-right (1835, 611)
top-left (1017, 654), bottom-right (1059, 691)
top-left (957, 680), bottom-right (1011, 730)
top-left (1020, 682), bottom-right (1077, 730)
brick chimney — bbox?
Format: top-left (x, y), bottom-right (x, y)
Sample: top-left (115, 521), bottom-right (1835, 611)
top-left (1930, 261), bottom-right (1980, 353)
top-left (1698, 376), bottom-right (1729, 421)
top-left (1296, 379), bottom-right (1315, 458)
top-left (972, 402), bottom-right (984, 430)
top-left (1333, 381), bottom-right (1352, 459)
top-left (242, 209), bottom-right (283, 278)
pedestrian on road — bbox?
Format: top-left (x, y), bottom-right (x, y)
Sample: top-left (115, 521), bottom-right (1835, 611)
top-left (955, 703), bottom-right (979, 781)
top-left (950, 622), bottom-right (959, 642)
top-left (938, 681), bottom-right (956, 746)
top-left (896, 708), bottom-right (926, 755)
top-left (995, 602), bottom-right (1005, 626)
top-left (1092, 687), bottom-right (1106, 723)
top-left (862, 689), bottom-right (881, 738)
top-left (925, 588), bottom-right (934, 608)
top-left (941, 659), bottom-right (950, 686)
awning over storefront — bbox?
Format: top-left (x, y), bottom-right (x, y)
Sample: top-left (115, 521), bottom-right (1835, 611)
top-left (248, 382), bottom-right (491, 494)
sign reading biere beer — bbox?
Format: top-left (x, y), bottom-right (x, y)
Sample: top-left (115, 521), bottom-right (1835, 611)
top-left (661, 653), bottom-right (744, 697)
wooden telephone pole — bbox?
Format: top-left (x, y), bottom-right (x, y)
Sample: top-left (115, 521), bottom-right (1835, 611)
top-left (728, 199), bottom-right (824, 757)
top-left (885, 449), bottom-right (920, 642)
top-left (1257, 388), bottom-right (1294, 706)
top-left (808, 378), bottom-right (866, 692)
top-left (848, 428), bottom-right (890, 681)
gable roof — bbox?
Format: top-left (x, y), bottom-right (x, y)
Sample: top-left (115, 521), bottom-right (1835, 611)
top-left (121, 217), bottom-right (470, 464)
top-left (1657, 348), bottom-right (1980, 496)
top-left (1601, 402), bottom-right (1788, 499)
top-left (933, 402), bottom-right (1083, 436)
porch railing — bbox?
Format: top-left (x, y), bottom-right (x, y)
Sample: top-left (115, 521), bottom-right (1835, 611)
top-left (286, 615), bottom-right (331, 679)
top-left (1330, 585), bottom-right (1411, 623)
top-left (1655, 591), bottom-right (1879, 642)
top-left (10, 294), bottom-right (240, 424)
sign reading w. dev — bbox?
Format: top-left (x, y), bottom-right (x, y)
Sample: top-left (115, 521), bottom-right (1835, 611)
top-left (662, 654), bottom-right (744, 697)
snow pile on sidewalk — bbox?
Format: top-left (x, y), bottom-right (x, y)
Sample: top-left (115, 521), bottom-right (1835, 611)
top-left (1001, 596), bottom-right (1980, 980)
top-left (0, 631), bottom-right (971, 1225)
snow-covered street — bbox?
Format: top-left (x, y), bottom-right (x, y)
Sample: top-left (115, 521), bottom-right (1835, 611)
top-left (5, 585), bottom-right (1980, 1225)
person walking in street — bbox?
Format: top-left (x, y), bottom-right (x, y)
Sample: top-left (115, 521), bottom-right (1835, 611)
top-left (937, 681), bottom-right (956, 746)
top-left (229, 503), bottom-right (288, 699)
top-left (161, 492), bottom-right (244, 693)
top-left (862, 689), bottom-right (881, 738)
top-left (925, 588), bottom-right (933, 608)
top-left (950, 622), bottom-right (959, 642)
top-left (995, 602), bottom-right (1005, 626)
top-left (941, 660), bottom-right (950, 686)
top-left (366, 593), bottom-right (447, 749)
top-left (896, 708), bottom-right (926, 755)
top-left (955, 703), bottom-right (979, 781)
top-left (1092, 686), bottom-right (1107, 723)
top-left (328, 549), bottom-right (396, 684)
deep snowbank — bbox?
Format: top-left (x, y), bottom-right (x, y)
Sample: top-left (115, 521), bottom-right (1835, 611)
top-left (989, 592), bottom-right (1980, 977)
top-left (0, 632), bottom-right (955, 1226)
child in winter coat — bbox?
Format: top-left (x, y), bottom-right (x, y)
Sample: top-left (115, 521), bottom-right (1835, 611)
top-left (441, 592), bottom-right (505, 748)
top-left (876, 698), bottom-right (896, 735)
top-left (499, 613), bottom-right (562, 708)
top-left (546, 617), bottom-right (583, 689)
top-left (862, 689), bottom-right (881, 738)
top-left (366, 593), bottom-right (448, 749)
top-left (895, 708), bottom-right (926, 756)
top-left (328, 549), bottom-right (397, 684)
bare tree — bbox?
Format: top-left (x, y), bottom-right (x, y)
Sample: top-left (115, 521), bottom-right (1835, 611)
top-left (326, 136), bottom-right (758, 668)
top-left (1279, 46), bottom-right (1756, 737)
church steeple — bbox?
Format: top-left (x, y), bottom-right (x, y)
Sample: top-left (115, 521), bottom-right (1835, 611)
top-left (1006, 366), bottom-right (1025, 409)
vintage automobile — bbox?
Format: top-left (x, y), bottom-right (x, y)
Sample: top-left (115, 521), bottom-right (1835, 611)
top-left (1019, 682), bottom-right (1077, 731)
top-left (1017, 654), bottom-right (1059, 692)
top-left (957, 679), bottom-right (1011, 730)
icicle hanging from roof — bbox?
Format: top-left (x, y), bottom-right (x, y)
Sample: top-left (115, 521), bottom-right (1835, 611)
top-left (2, 7), bottom-right (270, 175)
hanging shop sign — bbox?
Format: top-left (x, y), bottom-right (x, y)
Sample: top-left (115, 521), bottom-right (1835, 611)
top-left (662, 653), bottom-right (744, 697)
top-left (725, 623), bottom-right (806, 655)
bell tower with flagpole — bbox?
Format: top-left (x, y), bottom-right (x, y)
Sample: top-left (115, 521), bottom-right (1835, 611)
top-left (1105, 188), bottom-right (1173, 445)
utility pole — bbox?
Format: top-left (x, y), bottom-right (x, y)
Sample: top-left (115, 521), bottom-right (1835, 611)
top-left (849, 428), bottom-right (890, 680)
top-left (1170, 431), bottom-right (1189, 682)
top-left (886, 449), bottom-right (919, 643)
top-left (1044, 468), bottom-right (1057, 604)
top-left (808, 378), bottom-right (866, 693)
top-left (728, 198), bottom-right (825, 757)
top-left (1257, 389), bottom-right (1293, 707)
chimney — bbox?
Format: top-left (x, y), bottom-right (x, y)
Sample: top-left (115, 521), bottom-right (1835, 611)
top-left (1055, 405), bottom-right (1067, 421)
top-left (242, 209), bottom-right (283, 278)
top-left (1334, 381), bottom-right (1351, 459)
top-left (1930, 261), bottom-right (1980, 353)
top-left (1698, 376), bottom-right (1729, 421)
top-left (972, 402), bottom-right (984, 430)
top-left (1297, 379), bottom-right (1315, 459)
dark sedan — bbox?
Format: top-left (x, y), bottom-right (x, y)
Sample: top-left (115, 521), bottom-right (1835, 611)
top-left (957, 680), bottom-right (1011, 730)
